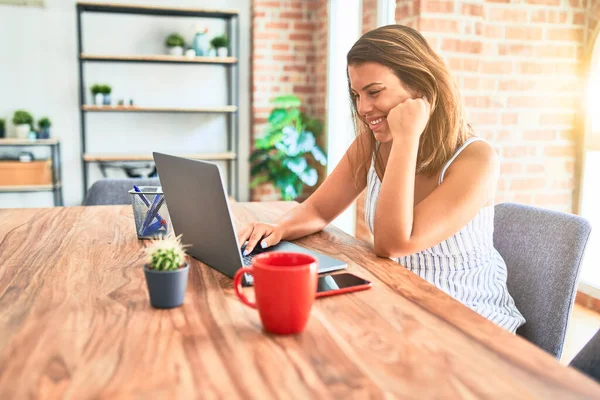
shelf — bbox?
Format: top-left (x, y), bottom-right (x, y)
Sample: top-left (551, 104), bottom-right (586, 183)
top-left (77, 2), bottom-right (238, 18)
top-left (80, 54), bottom-right (237, 65)
top-left (0, 183), bottom-right (61, 192)
top-left (83, 153), bottom-right (237, 162)
top-left (0, 138), bottom-right (59, 146)
top-left (82, 105), bottom-right (237, 113)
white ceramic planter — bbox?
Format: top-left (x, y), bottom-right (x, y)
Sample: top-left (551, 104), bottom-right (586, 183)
top-left (217, 47), bottom-right (228, 57)
top-left (15, 124), bottom-right (30, 138)
top-left (168, 46), bottom-right (184, 56)
top-left (94, 93), bottom-right (104, 105)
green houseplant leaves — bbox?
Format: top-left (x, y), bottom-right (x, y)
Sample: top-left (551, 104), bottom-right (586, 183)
top-left (250, 95), bottom-right (327, 200)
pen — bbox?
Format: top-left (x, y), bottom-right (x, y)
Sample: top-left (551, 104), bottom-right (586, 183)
top-left (134, 185), bottom-right (166, 225)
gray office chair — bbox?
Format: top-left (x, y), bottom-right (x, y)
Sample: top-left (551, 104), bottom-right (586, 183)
top-left (84, 178), bottom-right (161, 205)
top-left (569, 329), bottom-right (600, 382)
top-left (494, 202), bottom-right (591, 359)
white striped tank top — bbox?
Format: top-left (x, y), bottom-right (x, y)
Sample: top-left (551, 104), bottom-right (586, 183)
top-left (365, 137), bottom-right (526, 333)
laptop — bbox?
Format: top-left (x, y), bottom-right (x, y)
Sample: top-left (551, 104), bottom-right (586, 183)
top-left (152, 152), bottom-right (347, 284)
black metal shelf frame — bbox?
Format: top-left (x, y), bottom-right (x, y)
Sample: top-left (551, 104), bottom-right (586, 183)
top-left (75, 2), bottom-right (240, 201)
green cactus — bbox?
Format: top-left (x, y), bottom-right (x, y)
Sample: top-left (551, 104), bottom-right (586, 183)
top-left (144, 234), bottom-right (188, 271)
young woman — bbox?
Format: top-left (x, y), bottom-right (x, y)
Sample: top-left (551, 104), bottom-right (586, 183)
top-left (238, 25), bottom-right (525, 333)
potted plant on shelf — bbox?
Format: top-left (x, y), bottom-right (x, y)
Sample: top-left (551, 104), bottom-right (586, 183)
top-left (0, 119), bottom-right (5, 138)
top-left (249, 95), bottom-right (327, 201)
top-left (165, 33), bottom-right (185, 56)
top-left (101, 84), bottom-right (112, 106)
top-left (38, 117), bottom-right (51, 139)
top-left (12, 110), bottom-right (34, 139)
top-left (210, 34), bottom-right (229, 57)
top-left (143, 234), bottom-right (190, 309)
top-left (91, 84), bottom-right (103, 105)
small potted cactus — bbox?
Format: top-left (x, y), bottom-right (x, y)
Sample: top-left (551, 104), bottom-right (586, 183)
top-left (143, 234), bottom-right (190, 309)
top-left (91, 84), bottom-right (104, 105)
top-left (101, 84), bottom-right (112, 106)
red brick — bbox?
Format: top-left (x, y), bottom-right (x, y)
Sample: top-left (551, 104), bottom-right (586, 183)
top-left (448, 57), bottom-right (480, 72)
top-left (545, 146), bottom-right (576, 157)
top-left (573, 12), bottom-right (585, 25)
top-left (271, 43), bottom-right (290, 51)
top-left (499, 44), bottom-right (534, 57)
top-left (546, 27), bottom-right (584, 42)
top-left (517, 62), bottom-right (554, 75)
top-left (498, 80), bottom-right (536, 91)
top-left (279, 11), bottom-right (303, 19)
top-left (489, 7), bottom-right (528, 23)
top-left (293, 85), bottom-right (315, 94)
top-left (265, 22), bottom-right (289, 30)
top-left (462, 77), bottom-right (497, 90)
top-left (293, 22), bottom-right (314, 31)
top-left (511, 178), bottom-right (546, 191)
top-left (423, 0), bottom-right (455, 13)
top-left (462, 3), bottom-right (483, 16)
top-left (464, 95), bottom-right (491, 108)
top-left (419, 19), bottom-right (459, 33)
top-left (486, 0), bottom-right (510, 3)
top-left (502, 146), bottom-right (536, 158)
top-left (255, 1), bottom-right (280, 7)
top-left (568, 0), bottom-right (582, 7)
top-left (481, 60), bottom-right (513, 74)
top-left (531, 9), bottom-right (568, 24)
top-left (533, 45), bottom-right (576, 59)
top-left (525, 0), bottom-right (560, 5)
top-left (523, 130), bottom-right (557, 140)
top-left (288, 33), bottom-right (312, 41)
top-left (526, 164), bottom-right (546, 173)
top-left (272, 54), bottom-right (295, 62)
top-left (442, 39), bottom-right (482, 54)
top-left (506, 27), bottom-right (543, 41)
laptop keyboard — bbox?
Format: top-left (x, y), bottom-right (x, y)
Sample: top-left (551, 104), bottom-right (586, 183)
top-left (240, 243), bottom-right (270, 266)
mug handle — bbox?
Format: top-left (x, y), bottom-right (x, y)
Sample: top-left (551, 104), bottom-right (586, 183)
top-left (233, 267), bottom-right (257, 309)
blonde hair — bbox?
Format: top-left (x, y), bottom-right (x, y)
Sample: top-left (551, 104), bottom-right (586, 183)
top-left (346, 24), bottom-right (471, 179)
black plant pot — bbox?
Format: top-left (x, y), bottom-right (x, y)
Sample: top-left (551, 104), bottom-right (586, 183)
top-left (144, 263), bottom-right (189, 309)
top-left (0, 129), bottom-right (4, 138)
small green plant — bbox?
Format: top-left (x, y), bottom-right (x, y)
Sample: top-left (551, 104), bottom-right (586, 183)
top-left (249, 95), bottom-right (327, 200)
top-left (144, 234), bottom-right (188, 271)
top-left (91, 84), bottom-right (103, 95)
top-left (210, 34), bottom-right (229, 49)
top-left (38, 117), bottom-right (51, 129)
top-left (101, 84), bottom-right (112, 95)
top-left (12, 110), bottom-right (34, 127)
top-left (0, 119), bottom-right (5, 131)
top-left (165, 33), bottom-right (185, 48)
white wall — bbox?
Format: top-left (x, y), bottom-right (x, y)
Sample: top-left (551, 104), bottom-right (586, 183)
top-left (326, 0), bottom-right (362, 236)
top-left (0, 0), bottom-right (251, 207)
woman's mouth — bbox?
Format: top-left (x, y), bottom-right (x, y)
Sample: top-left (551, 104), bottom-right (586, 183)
top-left (368, 116), bottom-right (386, 130)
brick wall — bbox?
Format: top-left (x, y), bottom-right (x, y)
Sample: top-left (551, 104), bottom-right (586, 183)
top-left (250, 0), bottom-right (328, 201)
top-left (355, 0), bottom-right (593, 243)
top-left (587, 0), bottom-right (600, 50)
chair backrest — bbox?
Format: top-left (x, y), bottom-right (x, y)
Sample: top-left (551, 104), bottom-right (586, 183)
top-left (84, 178), bottom-right (161, 206)
top-left (569, 329), bottom-right (600, 382)
top-left (494, 202), bottom-right (591, 359)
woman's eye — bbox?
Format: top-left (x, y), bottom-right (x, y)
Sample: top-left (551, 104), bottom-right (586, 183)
top-left (369, 90), bottom-right (381, 96)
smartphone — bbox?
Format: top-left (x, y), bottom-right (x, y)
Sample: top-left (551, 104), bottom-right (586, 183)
top-left (316, 272), bottom-right (372, 298)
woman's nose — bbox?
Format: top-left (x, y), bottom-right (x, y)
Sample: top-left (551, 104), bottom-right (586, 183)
top-left (357, 97), bottom-right (373, 117)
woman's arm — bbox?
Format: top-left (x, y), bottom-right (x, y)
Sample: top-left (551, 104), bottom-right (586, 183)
top-left (373, 98), bottom-right (498, 258)
top-left (239, 132), bottom-right (370, 253)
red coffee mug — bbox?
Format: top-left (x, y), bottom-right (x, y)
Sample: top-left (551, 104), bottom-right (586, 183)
top-left (233, 252), bottom-right (318, 335)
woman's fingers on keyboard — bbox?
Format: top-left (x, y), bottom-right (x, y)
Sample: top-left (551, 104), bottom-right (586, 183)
top-left (243, 224), bottom-right (272, 255)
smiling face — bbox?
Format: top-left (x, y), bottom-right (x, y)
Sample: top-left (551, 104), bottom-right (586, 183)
top-left (348, 62), bottom-right (415, 143)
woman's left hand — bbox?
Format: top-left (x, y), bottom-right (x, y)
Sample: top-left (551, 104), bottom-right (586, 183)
top-left (386, 96), bottom-right (431, 141)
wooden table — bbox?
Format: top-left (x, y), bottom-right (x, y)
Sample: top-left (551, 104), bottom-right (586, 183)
top-left (1, 203), bottom-right (599, 399)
